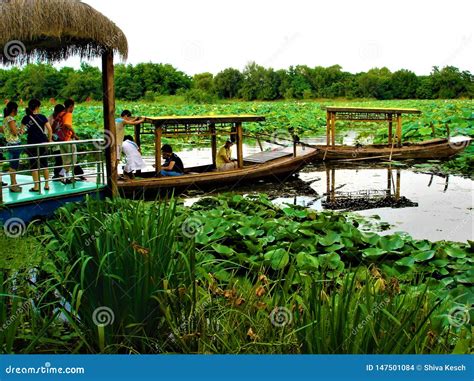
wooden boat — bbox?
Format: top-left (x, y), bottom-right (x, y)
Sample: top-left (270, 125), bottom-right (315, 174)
top-left (311, 137), bottom-right (472, 162)
top-left (312, 107), bottom-right (471, 162)
top-left (117, 115), bottom-right (318, 195)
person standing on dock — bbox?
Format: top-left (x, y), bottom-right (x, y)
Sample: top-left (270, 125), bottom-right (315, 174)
top-left (116, 110), bottom-right (144, 166)
top-left (21, 99), bottom-right (52, 192)
top-left (49, 104), bottom-right (67, 181)
top-left (1, 102), bottom-right (24, 192)
top-left (57, 99), bottom-right (78, 183)
top-left (216, 140), bottom-right (237, 171)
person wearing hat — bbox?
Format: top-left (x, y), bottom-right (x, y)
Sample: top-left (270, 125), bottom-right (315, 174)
top-left (216, 140), bottom-right (237, 171)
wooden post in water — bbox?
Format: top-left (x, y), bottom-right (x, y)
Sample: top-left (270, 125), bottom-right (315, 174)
top-left (388, 114), bottom-right (393, 146)
top-left (155, 126), bottom-right (162, 175)
top-left (326, 111), bottom-right (331, 146)
top-left (331, 112), bottom-right (336, 147)
top-left (396, 114), bottom-right (402, 148)
top-left (395, 169), bottom-right (401, 200)
top-left (236, 122), bottom-right (244, 169)
top-left (102, 51), bottom-right (118, 197)
top-left (210, 123), bottom-right (217, 168)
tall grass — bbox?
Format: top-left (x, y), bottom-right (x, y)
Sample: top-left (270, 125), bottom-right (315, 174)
top-left (45, 197), bottom-right (195, 352)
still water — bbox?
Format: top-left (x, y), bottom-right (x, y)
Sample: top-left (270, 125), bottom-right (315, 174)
top-left (139, 141), bottom-right (473, 243)
top-left (277, 166), bottom-right (473, 243)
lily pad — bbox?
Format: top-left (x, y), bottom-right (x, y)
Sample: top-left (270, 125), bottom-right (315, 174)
top-left (264, 248), bottom-right (289, 270)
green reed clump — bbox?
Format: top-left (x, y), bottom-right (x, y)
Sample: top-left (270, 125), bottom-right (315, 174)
top-left (44, 196), bottom-right (196, 353)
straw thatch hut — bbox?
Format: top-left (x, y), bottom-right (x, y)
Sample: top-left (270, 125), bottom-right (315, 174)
top-left (0, 0), bottom-right (128, 195)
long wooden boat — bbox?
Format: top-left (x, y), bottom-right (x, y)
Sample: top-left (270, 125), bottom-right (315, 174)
top-left (311, 137), bottom-right (472, 162)
top-left (316, 106), bottom-right (471, 162)
top-left (117, 115), bottom-right (318, 196)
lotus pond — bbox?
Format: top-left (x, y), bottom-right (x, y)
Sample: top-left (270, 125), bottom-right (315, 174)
top-left (0, 192), bottom-right (472, 354)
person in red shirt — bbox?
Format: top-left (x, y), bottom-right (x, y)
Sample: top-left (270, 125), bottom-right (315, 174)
top-left (57, 99), bottom-right (79, 183)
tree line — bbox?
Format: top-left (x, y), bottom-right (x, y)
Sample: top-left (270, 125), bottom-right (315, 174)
top-left (0, 62), bottom-right (472, 103)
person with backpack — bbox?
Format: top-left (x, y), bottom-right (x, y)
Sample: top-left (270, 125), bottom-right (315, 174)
top-left (20, 99), bottom-right (52, 192)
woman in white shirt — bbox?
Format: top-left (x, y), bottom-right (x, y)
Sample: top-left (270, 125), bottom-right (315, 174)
top-left (121, 135), bottom-right (146, 180)
top-left (1, 102), bottom-right (24, 192)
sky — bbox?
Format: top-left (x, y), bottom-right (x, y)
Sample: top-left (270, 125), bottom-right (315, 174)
top-left (69, 0), bottom-right (472, 75)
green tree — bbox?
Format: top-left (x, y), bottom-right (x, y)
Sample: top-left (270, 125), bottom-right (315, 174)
top-left (390, 69), bottom-right (419, 99)
top-left (214, 68), bottom-right (243, 99)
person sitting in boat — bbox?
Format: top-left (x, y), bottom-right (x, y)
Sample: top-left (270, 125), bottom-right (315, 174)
top-left (216, 140), bottom-right (237, 171)
top-left (121, 135), bottom-right (146, 180)
top-left (160, 144), bottom-right (184, 177)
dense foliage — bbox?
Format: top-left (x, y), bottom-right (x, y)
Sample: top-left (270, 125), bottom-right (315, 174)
top-left (0, 195), bottom-right (472, 354)
top-left (1, 62), bottom-right (472, 102)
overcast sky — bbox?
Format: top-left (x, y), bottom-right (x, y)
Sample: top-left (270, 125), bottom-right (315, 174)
top-left (71, 0), bottom-right (472, 75)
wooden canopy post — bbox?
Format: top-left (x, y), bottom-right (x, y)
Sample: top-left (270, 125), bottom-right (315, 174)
top-left (388, 114), bottom-right (393, 145)
top-left (236, 122), bottom-right (244, 169)
top-left (331, 112), bottom-right (336, 147)
top-left (102, 51), bottom-right (118, 197)
top-left (387, 167), bottom-right (392, 196)
top-left (134, 123), bottom-right (141, 148)
top-left (396, 114), bottom-right (402, 148)
top-left (155, 126), bottom-right (162, 175)
top-left (210, 123), bottom-right (217, 168)
top-left (326, 111), bottom-right (331, 146)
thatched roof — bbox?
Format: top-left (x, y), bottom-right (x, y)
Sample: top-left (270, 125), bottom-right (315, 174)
top-left (0, 0), bottom-right (128, 65)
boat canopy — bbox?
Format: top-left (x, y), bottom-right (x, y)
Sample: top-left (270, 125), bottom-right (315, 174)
top-left (324, 106), bottom-right (422, 147)
top-left (136, 115), bottom-right (266, 173)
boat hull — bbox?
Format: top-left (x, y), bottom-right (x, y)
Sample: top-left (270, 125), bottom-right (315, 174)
top-left (118, 148), bottom-right (318, 196)
top-left (311, 139), bottom-right (471, 162)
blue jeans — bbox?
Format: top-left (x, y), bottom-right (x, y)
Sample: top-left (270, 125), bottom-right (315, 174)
top-left (160, 170), bottom-right (183, 177)
top-left (7, 143), bottom-right (22, 170)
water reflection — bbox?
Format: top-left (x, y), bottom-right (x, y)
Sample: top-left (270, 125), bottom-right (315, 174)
top-left (321, 167), bottom-right (418, 211)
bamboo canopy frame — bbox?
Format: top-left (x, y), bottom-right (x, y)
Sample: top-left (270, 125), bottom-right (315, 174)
top-left (138, 115), bottom-right (266, 173)
top-left (0, 0), bottom-right (128, 196)
top-left (324, 107), bottom-right (422, 148)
